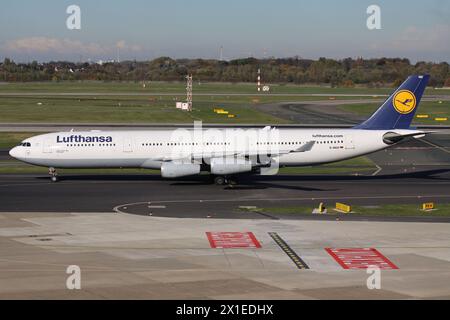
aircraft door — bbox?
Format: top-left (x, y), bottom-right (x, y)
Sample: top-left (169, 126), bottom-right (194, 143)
top-left (123, 137), bottom-right (133, 152)
top-left (345, 135), bottom-right (355, 150)
top-left (43, 139), bottom-right (53, 153)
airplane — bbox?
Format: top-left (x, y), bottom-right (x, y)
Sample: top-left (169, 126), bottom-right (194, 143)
top-left (9, 75), bottom-right (431, 185)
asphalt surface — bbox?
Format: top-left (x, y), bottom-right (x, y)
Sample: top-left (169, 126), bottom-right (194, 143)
top-left (1, 123), bottom-right (449, 132)
top-left (255, 97), bottom-right (450, 125)
top-left (1, 165), bottom-right (449, 220)
top-left (1, 92), bottom-right (448, 97)
top-left (0, 149), bottom-right (10, 161)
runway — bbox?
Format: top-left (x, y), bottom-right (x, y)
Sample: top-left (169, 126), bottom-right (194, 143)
top-left (0, 167), bottom-right (449, 219)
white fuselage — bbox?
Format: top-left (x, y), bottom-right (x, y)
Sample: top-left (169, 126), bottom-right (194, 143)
top-left (9, 128), bottom-right (414, 173)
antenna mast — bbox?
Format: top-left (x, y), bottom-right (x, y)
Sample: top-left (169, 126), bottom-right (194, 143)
top-left (186, 74), bottom-right (193, 111)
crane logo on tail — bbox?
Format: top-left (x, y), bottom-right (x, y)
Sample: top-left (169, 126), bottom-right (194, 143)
top-left (393, 90), bottom-right (417, 114)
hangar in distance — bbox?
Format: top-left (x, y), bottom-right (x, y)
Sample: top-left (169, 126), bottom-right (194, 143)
top-left (9, 75), bottom-right (431, 185)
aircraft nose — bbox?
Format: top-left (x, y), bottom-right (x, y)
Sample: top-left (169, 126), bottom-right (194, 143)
top-left (9, 147), bottom-right (19, 159)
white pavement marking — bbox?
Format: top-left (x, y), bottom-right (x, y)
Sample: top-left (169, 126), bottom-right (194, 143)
top-left (371, 164), bottom-right (382, 176)
top-left (419, 138), bottom-right (450, 154)
top-left (113, 202), bottom-right (152, 214)
top-left (112, 194), bottom-right (450, 210)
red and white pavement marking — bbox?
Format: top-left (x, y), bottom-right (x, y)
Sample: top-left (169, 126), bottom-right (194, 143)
top-left (206, 232), bottom-right (262, 249)
top-left (325, 248), bottom-right (398, 270)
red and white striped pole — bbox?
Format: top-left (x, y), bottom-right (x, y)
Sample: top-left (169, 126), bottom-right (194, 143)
top-left (257, 68), bottom-right (261, 92)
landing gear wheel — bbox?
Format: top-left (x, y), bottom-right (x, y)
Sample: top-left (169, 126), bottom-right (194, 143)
top-left (214, 176), bottom-right (225, 185)
top-left (49, 167), bottom-right (58, 182)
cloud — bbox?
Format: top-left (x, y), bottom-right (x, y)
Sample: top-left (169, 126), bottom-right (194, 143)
top-left (116, 40), bottom-right (142, 52)
top-left (3, 37), bottom-right (106, 55)
top-left (391, 24), bottom-right (450, 52)
top-left (364, 24), bottom-right (450, 62)
top-left (116, 40), bottom-right (126, 49)
top-left (2, 37), bottom-right (143, 59)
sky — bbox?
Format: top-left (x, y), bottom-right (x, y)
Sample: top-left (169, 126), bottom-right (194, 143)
top-left (0, 0), bottom-right (449, 63)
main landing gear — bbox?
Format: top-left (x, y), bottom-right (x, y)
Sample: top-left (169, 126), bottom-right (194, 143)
top-left (213, 176), bottom-right (237, 186)
top-left (49, 167), bottom-right (58, 182)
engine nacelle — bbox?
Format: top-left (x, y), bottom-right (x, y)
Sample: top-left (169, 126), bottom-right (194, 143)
top-left (210, 158), bottom-right (252, 175)
top-left (160, 162), bottom-right (200, 178)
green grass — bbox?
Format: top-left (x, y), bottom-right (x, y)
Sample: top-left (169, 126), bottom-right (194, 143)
top-left (0, 95), bottom-right (294, 124)
top-left (339, 101), bottom-right (450, 125)
top-left (0, 94), bottom-right (382, 124)
top-left (0, 81), bottom-right (447, 124)
top-left (241, 204), bottom-right (450, 217)
top-left (0, 132), bottom-right (41, 148)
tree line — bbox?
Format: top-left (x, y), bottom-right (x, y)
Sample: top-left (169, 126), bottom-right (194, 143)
top-left (1, 56), bottom-right (449, 87)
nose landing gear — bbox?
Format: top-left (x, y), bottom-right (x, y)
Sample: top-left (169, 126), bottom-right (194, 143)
top-left (49, 167), bottom-right (58, 182)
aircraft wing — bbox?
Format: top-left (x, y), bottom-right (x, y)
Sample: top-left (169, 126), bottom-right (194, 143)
top-left (232, 140), bottom-right (316, 158)
top-left (290, 141), bottom-right (316, 153)
top-left (155, 141), bottom-right (316, 162)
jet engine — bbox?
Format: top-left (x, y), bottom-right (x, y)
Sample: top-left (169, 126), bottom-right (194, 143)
top-left (160, 162), bottom-right (200, 178)
top-left (210, 157), bottom-right (252, 175)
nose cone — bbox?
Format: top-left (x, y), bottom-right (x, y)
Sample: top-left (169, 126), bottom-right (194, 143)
top-left (9, 147), bottom-right (19, 159)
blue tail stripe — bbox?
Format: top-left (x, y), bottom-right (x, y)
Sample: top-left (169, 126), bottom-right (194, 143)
top-left (354, 75), bottom-right (430, 130)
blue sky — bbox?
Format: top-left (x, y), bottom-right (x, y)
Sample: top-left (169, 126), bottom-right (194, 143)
top-left (1, 0), bottom-right (449, 62)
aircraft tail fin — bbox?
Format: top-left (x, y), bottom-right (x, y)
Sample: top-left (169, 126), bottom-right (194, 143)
top-left (354, 75), bottom-right (430, 130)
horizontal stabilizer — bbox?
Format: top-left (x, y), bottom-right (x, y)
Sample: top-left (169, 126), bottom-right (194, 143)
top-left (382, 131), bottom-right (434, 145)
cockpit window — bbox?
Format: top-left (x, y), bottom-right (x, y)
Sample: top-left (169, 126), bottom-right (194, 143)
top-left (18, 142), bottom-right (31, 147)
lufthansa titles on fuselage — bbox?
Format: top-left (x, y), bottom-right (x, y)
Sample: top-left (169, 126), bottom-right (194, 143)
top-left (312, 134), bottom-right (344, 138)
top-left (56, 135), bottom-right (113, 143)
